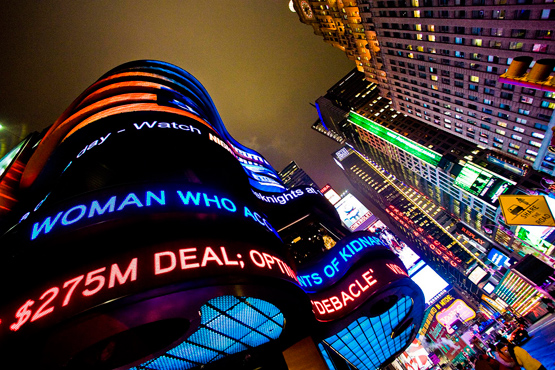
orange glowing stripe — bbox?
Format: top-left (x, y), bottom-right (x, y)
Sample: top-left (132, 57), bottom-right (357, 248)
top-left (63, 103), bottom-right (216, 142)
top-left (75, 81), bottom-right (175, 110)
top-left (0, 192), bottom-right (18, 201)
top-left (57, 93), bottom-right (157, 135)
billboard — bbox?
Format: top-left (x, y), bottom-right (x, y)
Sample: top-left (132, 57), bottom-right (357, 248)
top-left (334, 193), bottom-right (373, 231)
top-left (453, 162), bottom-right (514, 205)
top-left (348, 111), bottom-right (442, 166)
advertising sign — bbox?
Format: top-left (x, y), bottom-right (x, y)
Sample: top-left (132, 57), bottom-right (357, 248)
top-left (454, 162), bottom-right (514, 205)
top-left (348, 111), bottom-right (442, 166)
top-left (334, 193), bottom-right (373, 231)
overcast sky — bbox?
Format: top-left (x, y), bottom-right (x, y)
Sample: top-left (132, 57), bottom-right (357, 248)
top-left (0, 1), bottom-right (355, 193)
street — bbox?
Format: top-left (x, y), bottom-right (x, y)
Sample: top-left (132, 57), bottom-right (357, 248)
top-left (522, 314), bottom-right (555, 370)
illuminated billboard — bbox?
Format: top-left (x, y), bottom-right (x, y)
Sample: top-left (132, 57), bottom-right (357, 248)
top-left (334, 193), bottom-right (373, 231)
top-left (411, 265), bottom-right (449, 304)
top-left (321, 184), bottom-right (342, 205)
top-left (453, 162), bottom-right (514, 204)
top-left (348, 111), bottom-right (442, 166)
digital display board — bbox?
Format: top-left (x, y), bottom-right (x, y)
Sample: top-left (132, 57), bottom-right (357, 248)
top-left (453, 162), bottom-right (514, 204)
top-left (514, 195), bottom-right (555, 252)
top-left (321, 184), bottom-right (342, 206)
top-left (334, 193), bottom-right (373, 231)
top-left (468, 266), bottom-right (488, 284)
top-left (348, 111), bottom-right (442, 166)
top-left (487, 248), bottom-right (510, 269)
top-left (410, 266), bottom-right (449, 304)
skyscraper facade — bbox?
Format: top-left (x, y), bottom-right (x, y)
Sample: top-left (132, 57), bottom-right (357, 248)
top-left (292, 0), bottom-right (555, 174)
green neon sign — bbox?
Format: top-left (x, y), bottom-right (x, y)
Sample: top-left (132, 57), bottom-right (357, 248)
top-left (348, 112), bottom-right (442, 166)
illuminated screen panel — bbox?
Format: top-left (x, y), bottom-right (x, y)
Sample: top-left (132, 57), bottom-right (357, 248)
top-left (348, 111), bottom-right (442, 166)
top-left (323, 296), bottom-right (415, 370)
top-left (468, 266), bottom-right (488, 284)
top-left (322, 187), bottom-right (341, 206)
top-left (483, 282), bottom-right (495, 294)
top-left (334, 193), bottom-right (372, 231)
top-left (487, 248), bottom-right (510, 269)
top-left (410, 266), bottom-right (449, 304)
top-left (453, 162), bottom-right (514, 205)
top-left (132, 296), bottom-right (284, 370)
top-left (515, 197), bottom-right (555, 252)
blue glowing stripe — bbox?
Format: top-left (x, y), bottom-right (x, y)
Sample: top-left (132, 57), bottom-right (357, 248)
top-left (318, 343), bottom-right (337, 370)
top-left (132, 296), bottom-right (284, 370)
top-left (324, 296), bottom-right (414, 370)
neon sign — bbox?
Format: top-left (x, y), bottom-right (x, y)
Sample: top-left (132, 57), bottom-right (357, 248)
top-left (296, 231), bottom-right (390, 292)
top-left (2, 243), bottom-right (298, 335)
top-left (348, 111), bottom-right (442, 166)
top-left (308, 258), bottom-right (409, 321)
top-left (25, 183), bottom-right (279, 241)
top-left (435, 299), bottom-right (476, 334)
top-left (252, 186), bottom-right (322, 205)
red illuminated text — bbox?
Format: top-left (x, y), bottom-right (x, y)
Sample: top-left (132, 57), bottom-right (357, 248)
top-left (10, 258), bottom-right (137, 332)
top-left (311, 269), bottom-right (377, 316)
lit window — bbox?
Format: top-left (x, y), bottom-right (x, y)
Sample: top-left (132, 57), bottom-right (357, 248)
top-left (533, 44), bottom-right (549, 53)
top-left (516, 117), bottom-right (527, 124)
top-left (414, 10), bottom-right (421, 17)
top-left (415, 24), bottom-right (422, 31)
top-left (431, 75), bottom-right (438, 81)
top-left (432, 85), bottom-right (439, 90)
top-left (496, 121), bottom-right (507, 127)
top-left (428, 35), bottom-right (436, 42)
top-left (417, 33), bottom-right (423, 40)
top-left (496, 129), bottom-right (506, 135)
top-left (526, 149), bottom-right (538, 156)
top-left (509, 143), bottom-right (521, 149)
top-left (541, 101), bottom-right (555, 109)
top-left (532, 132), bottom-right (545, 139)
top-left (509, 42), bottom-right (523, 50)
top-left (518, 108), bottom-right (530, 115)
top-left (472, 39), bottom-right (482, 47)
top-left (520, 96), bottom-right (534, 104)
top-left (513, 126), bottom-right (525, 133)
top-left (508, 148), bottom-right (519, 155)
top-left (511, 134), bottom-right (523, 141)
top-left (469, 76), bottom-right (479, 83)
top-left (529, 140), bottom-right (542, 147)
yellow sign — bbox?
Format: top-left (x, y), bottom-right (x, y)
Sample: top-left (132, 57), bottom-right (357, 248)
top-left (499, 195), bottom-right (555, 226)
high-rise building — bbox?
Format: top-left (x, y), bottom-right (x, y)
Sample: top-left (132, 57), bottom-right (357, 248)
top-left (279, 161), bottom-right (319, 189)
top-left (0, 60), bottom-right (424, 370)
top-left (292, 0), bottom-right (555, 175)
top-left (314, 68), bottom-right (555, 264)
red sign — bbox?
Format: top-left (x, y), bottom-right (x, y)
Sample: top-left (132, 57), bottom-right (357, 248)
top-left (308, 258), bottom-right (408, 321)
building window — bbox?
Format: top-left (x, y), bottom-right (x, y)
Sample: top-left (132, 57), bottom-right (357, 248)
top-left (511, 134), bottom-right (523, 141)
top-left (532, 132), bottom-right (545, 139)
top-left (535, 122), bottom-right (548, 131)
top-left (484, 88), bottom-right (495, 95)
top-left (533, 44), bottom-right (549, 53)
top-left (509, 42), bottom-right (524, 50)
top-left (509, 142), bottom-right (521, 149)
top-left (541, 100), bottom-right (555, 109)
top-left (518, 108), bottom-right (530, 115)
top-left (508, 148), bottom-right (519, 155)
top-left (530, 140), bottom-right (542, 147)
top-left (496, 129), bottom-right (506, 135)
top-left (499, 103), bottom-right (511, 111)
top-left (516, 117), bottom-right (527, 124)
top-left (493, 142), bottom-right (503, 149)
top-left (494, 136), bottom-right (504, 143)
top-left (526, 149), bottom-right (539, 156)
top-left (513, 126), bottom-right (525, 133)
top-left (470, 76), bottom-right (480, 83)
top-left (500, 92), bottom-right (513, 99)
top-left (520, 96), bottom-right (534, 104)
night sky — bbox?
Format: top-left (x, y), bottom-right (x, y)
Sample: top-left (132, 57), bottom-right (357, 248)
top-left (0, 1), bottom-right (355, 193)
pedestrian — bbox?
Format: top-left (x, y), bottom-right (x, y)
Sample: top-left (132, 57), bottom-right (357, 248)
top-left (494, 342), bottom-right (520, 370)
top-left (497, 340), bottom-right (547, 370)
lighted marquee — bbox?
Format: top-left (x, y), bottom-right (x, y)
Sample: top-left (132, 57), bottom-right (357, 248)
top-left (453, 162), bottom-right (514, 205)
top-left (348, 111), bottom-right (442, 166)
top-left (334, 193), bottom-right (373, 231)
top-left (296, 232), bottom-right (390, 292)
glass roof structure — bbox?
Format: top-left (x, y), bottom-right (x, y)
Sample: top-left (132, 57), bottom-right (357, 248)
top-left (319, 296), bottom-right (415, 370)
top-left (131, 295), bottom-right (284, 370)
